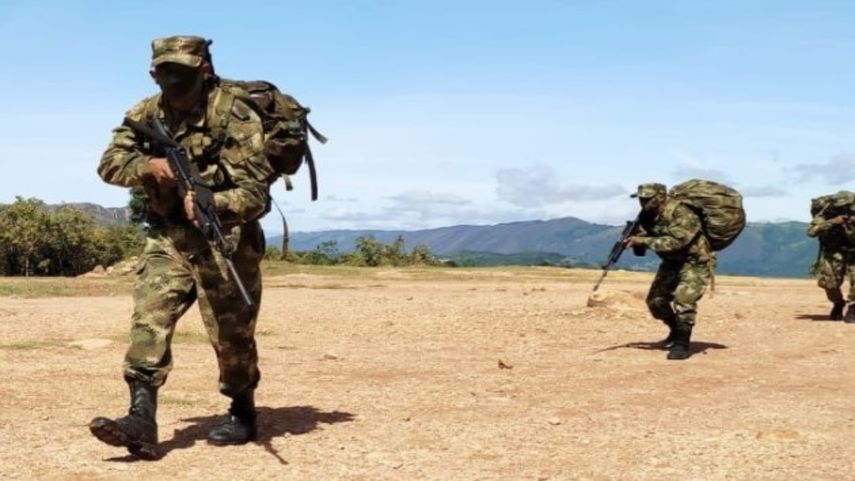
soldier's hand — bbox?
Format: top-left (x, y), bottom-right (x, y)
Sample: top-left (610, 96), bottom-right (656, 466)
top-left (148, 157), bottom-right (175, 184)
top-left (184, 194), bottom-right (200, 228)
top-left (624, 236), bottom-right (638, 248)
top-left (830, 215), bottom-right (848, 225)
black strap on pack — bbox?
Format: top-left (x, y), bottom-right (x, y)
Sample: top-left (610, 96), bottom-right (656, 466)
top-left (304, 119), bottom-right (327, 202)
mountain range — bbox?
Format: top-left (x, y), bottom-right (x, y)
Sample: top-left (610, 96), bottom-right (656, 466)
top-left (270, 217), bottom-right (818, 278)
top-left (26, 201), bottom-right (817, 278)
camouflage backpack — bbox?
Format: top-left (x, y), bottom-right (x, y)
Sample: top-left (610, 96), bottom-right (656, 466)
top-left (669, 179), bottom-right (746, 251)
top-left (810, 191), bottom-right (855, 218)
top-left (218, 79), bottom-right (327, 201)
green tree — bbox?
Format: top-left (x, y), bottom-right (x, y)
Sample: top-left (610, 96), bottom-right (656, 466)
top-left (128, 187), bottom-right (149, 227)
top-left (91, 224), bottom-right (146, 269)
top-left (0, 197), bottom-right (49, 276)
top-left (352, 236), bottom-right (383, 266)
top-left (41, 205), bottom-right (98, 275)
top-left (264, 245), bottom-right (283, 260)
top-left (0, 198), bottom-right (145, 277)
top-left (409, 244), bottom-right (439, 266)
top-left (382, 235), bottom-right (407, 266)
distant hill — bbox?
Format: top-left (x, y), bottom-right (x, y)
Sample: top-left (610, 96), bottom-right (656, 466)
top-left (45, 203), bottom-right (131, 226)
top-left (0, 201), bottom-right (131, 227)
top-left (271, 217), bottom-right (818, 278)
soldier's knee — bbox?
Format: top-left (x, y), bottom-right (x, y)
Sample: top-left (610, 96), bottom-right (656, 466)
top-left (647, 297), bottom-right (673, 320)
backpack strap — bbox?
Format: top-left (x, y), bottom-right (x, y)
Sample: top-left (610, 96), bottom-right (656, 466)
top-left (305, 139), bottom-right (319, 201)
top-left (302, 117), bottom-right (326, 202)
top-left (306, 118), bottom-right (328, 144)
top-left (206, 85), bottom-right (236, 146)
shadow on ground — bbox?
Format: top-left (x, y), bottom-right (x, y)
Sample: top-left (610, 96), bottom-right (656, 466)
top-left (107, 405), bottom-right (355, 464)
top-left (795, 313), bottom-right (840, 322)
top-left (595, 340), bottom-right (728, 355)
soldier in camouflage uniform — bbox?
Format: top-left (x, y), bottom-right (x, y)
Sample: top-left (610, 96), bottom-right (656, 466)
top-left (89, 36), bottom-right (273, 459)
top-left (625, 183), bottom-right (713, 360)
top-left (807, 191), bottom-right (855, 322)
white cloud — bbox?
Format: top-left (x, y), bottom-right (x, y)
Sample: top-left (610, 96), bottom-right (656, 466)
top-left (792, 153), bottom-right (855, 185)
top-left (670, 166), bottom-right (734, 184)
top-left (324, 195), bottom-right (359, 202)
top-left (386, 190), bottom-right (471, 206)
top-left (495, 164), bottom-right (626, 208)
top-left (740, 185), bottom-right (788, 197)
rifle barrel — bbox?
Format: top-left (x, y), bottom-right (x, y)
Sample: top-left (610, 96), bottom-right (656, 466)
top-left (224, 257), bottom-right (254, 307)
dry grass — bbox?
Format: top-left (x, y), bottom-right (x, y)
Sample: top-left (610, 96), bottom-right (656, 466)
top-left (0, 276), bottom-right (132, 298)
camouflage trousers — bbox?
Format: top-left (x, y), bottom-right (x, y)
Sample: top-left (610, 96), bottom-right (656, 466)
top-left (646, 259), bottom-right (712, 330)
top-left (812, 250), bottom-right (855, 303)
top-left (123, 220), bottom-right (265, 397)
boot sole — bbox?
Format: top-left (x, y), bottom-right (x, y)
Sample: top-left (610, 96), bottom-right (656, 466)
top-left (666, 350), bottom-right (691, 360)
top-left (89, 417), bottom-right (159, 460)
top-left (207, 437), bottom-right (255, 446)
top-left (207, 432), bottom-right (257, 446)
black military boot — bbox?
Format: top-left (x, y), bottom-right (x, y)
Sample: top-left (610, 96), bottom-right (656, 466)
top-left (844, 304), bottom-right (855, 324)
top-left (666, 328), bottom-right (692, 361)
top-left (660, 317), bottom-right (678, 349)
top-left (830, 302), bottom-right (845, 321)
top-left (208, 389), bottom-right (257, 445)
top-left (89, 381), bottom-right (158, 460)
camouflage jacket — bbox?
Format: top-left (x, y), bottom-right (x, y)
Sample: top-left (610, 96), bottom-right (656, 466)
top-left (807, 214), bottom-right (855, 252)
top-left (98, 84), bottom-right (273, 226)
top-left (634, 199), bottom-right (712, 264)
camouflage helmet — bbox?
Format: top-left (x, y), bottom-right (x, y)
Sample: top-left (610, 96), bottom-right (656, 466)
top-left (150, 35), bottom-right (211, 68)
top-left (630, 183), bottom-right (667, 199)
top-left (811, 190), bottom-right (855, 216)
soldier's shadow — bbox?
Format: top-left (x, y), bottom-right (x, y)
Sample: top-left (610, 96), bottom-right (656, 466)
top-left (595, 340), bottom-right (728, 355)
top-left (795, 313), bottom-right (837, 322)
top-left (156, 405), bottom-right (355, 463)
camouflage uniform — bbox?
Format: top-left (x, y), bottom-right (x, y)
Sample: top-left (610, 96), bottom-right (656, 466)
top-left (631, 184), bottom-right (713, 333)
top-left (97, 38), bottom-right (272, 397)
top-left (807, 200), bottom-right (855, 308)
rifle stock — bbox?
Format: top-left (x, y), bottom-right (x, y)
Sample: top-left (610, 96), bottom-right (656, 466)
top-left (122, 117), bottom-right (254, 307)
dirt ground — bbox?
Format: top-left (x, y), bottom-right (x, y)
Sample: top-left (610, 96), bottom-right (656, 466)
top-left (0, 266), bottom-right (853, 480)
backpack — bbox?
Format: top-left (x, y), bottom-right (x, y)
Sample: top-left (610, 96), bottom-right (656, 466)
top-left (218, 79), bottom-right (327, 201)
top-left (810, 191), bottom-right (855, 218)
top-left (668, 179), bottom-right (746, 251)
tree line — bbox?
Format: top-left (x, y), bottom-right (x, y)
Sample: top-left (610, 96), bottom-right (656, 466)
top-left (266, 236), bottom-right (442, 267)
top-left (0, 197), bottom-right (145, 276)
top-left (0, 197), bottom-right (441, 276)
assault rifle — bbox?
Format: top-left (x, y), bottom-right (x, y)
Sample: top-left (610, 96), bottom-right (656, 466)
top-left (592, 214), bottom-right (641, 292)
top-left (122, 117), bottom-right (254, 307)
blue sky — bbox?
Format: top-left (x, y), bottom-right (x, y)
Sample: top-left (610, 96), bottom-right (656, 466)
top-left (1, 1), bottom-right (854, 233)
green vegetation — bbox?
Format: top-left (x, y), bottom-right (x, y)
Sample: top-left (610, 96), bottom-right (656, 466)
top-left (446, 251), bottom-right (595, 268)
top-left (0, 197), bottom-right (145, 277)
top-left (0, 277), bottom-right (132, 298)
top-left (264, 236), bottom-right (442, 267)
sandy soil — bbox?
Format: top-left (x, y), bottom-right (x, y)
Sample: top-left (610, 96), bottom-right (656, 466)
top-left (0, 266), bottom-right (853, 480)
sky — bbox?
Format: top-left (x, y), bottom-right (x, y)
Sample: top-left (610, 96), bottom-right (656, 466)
top-left (1, 0), bottom-right (854, 234)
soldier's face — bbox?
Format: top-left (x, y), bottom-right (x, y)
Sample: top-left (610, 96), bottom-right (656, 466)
top-left (152, 63), bottom-right (204, 104)
top-left (639, 194), bottom-right (664, 213)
